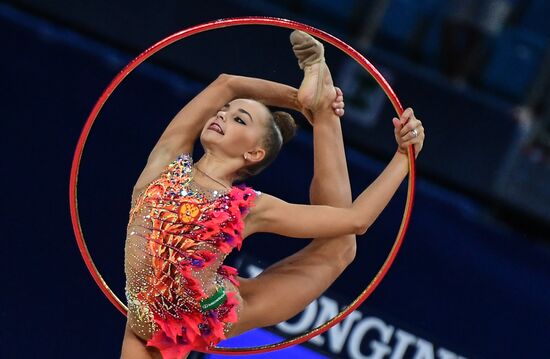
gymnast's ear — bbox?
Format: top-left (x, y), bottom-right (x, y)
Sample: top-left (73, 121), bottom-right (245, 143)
top-left (244, 148), bottom-right (266, 164)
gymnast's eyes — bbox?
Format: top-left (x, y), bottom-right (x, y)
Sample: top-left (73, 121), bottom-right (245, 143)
top-left (234, 117), bottom-right (246, 125)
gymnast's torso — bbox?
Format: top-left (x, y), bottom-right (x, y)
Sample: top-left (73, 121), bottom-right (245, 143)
top-left (124, 152), bottom-right (258, 352)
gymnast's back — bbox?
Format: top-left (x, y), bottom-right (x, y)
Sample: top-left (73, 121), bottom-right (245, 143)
top-left (124, 152), bottom-right (257, 352)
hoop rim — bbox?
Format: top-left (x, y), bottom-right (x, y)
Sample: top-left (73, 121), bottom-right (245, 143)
top-left (68, 16), bottom-right (416, 355)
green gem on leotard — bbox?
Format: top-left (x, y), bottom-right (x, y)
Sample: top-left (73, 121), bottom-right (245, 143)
top-left (200, 287), bottom-right (227, 311)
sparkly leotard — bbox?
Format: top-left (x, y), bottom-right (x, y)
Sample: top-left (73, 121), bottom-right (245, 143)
top-left (125, 152), bottom-right (258, 358)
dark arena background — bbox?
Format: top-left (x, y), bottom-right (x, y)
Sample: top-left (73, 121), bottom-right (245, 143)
top-left (3, 0), bottom-right (550, 358)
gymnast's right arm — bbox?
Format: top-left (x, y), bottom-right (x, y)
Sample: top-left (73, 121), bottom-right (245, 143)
top-left (133, 74), bottom-right (299, 190)
top-left (152, 74), bottom-right (300, 155)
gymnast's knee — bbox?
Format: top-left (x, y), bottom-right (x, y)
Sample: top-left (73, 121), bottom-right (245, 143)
top-left (318, 235), bottom-right (356, 270)
top-left (343, 239), bottom-right (357, 266)
top-left (339, 236), bottom-right (357, 267)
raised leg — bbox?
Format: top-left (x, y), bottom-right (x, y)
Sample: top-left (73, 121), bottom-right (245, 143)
top-left (227, 31), bottom-right (355, 336)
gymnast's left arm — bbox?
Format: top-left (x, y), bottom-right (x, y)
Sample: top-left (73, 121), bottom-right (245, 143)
top-left (242, 108), bottom-right (425, 239)
top-left (243, 193), bottom-right (364, 239)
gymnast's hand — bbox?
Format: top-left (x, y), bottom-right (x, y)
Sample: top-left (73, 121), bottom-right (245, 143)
top-left (332, 87), bottom-right (345, 117)
top-left (300, 86), bottom-right (345, 125)
top-left (392, 107), bottom-right (425, 158)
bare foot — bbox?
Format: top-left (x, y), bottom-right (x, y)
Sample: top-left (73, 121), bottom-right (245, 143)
top-left (290, 31), bottom-right (336, 112)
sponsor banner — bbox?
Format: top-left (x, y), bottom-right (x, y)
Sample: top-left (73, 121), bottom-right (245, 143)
top-left (243, 263), bottom-right (466, 359)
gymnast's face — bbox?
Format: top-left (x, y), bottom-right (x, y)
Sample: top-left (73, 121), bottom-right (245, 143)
top-left (200, 98), bottom-right (269, 162)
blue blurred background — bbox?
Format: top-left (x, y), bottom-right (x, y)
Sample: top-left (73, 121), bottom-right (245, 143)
top-left (2, 0), bottom-right (549, 358)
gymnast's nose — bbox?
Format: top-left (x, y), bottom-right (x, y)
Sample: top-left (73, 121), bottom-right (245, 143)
top-left (217, 110), bottom-right (226, 122)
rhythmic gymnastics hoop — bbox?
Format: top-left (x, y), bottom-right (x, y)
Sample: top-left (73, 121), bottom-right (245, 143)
top-left (69, 17), bottom-right (416, 355)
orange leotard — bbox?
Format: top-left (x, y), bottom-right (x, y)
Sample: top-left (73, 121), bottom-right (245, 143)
top-left (124, 152), bottom-right (258, 358)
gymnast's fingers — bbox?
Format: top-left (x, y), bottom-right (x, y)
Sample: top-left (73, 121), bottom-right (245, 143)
top-left (332, 101), bottom-right (345, 109)
top-left (400, 107), bottom-right (414, 123)
top-left (402, 124), bottom-right (424, 141)
top-left (400, 118), bottom-right (421, 136)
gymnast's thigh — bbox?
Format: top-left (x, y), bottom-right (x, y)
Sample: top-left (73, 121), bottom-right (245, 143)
top-left (228, 260), bottom-right (332, 337)
top-left (225, 276), bottom-right (272, 337)
top-left (121, 321), bottom-right (163, 359)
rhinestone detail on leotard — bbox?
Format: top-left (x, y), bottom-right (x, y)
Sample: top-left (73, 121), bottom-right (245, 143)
top-left (124, 153), bottom-right (258, 359)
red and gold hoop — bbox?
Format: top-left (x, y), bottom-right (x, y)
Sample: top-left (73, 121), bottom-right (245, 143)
top-left (69, 17), bottom-right (416, 355)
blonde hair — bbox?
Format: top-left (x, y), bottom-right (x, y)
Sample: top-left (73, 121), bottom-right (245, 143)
top-left (237, 110), bottom-right (297, 179)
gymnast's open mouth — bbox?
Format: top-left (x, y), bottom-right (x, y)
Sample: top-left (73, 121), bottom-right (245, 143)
top-left (208, 122), bottom-right (224, 135)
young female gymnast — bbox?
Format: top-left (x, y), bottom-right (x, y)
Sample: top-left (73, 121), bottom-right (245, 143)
top-left (121, 30), bottom-right (425, 359)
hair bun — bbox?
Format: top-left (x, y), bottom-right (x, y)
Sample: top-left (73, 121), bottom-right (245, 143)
top-left (272, 111), bottom-right (297, 144)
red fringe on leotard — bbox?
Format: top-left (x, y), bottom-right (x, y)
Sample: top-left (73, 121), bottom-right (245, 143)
top-left (135, 170), bottom-right (257, 358)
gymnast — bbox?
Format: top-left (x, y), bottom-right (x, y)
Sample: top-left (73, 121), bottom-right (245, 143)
top-left (120, 30), bottom-right (425, 359)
